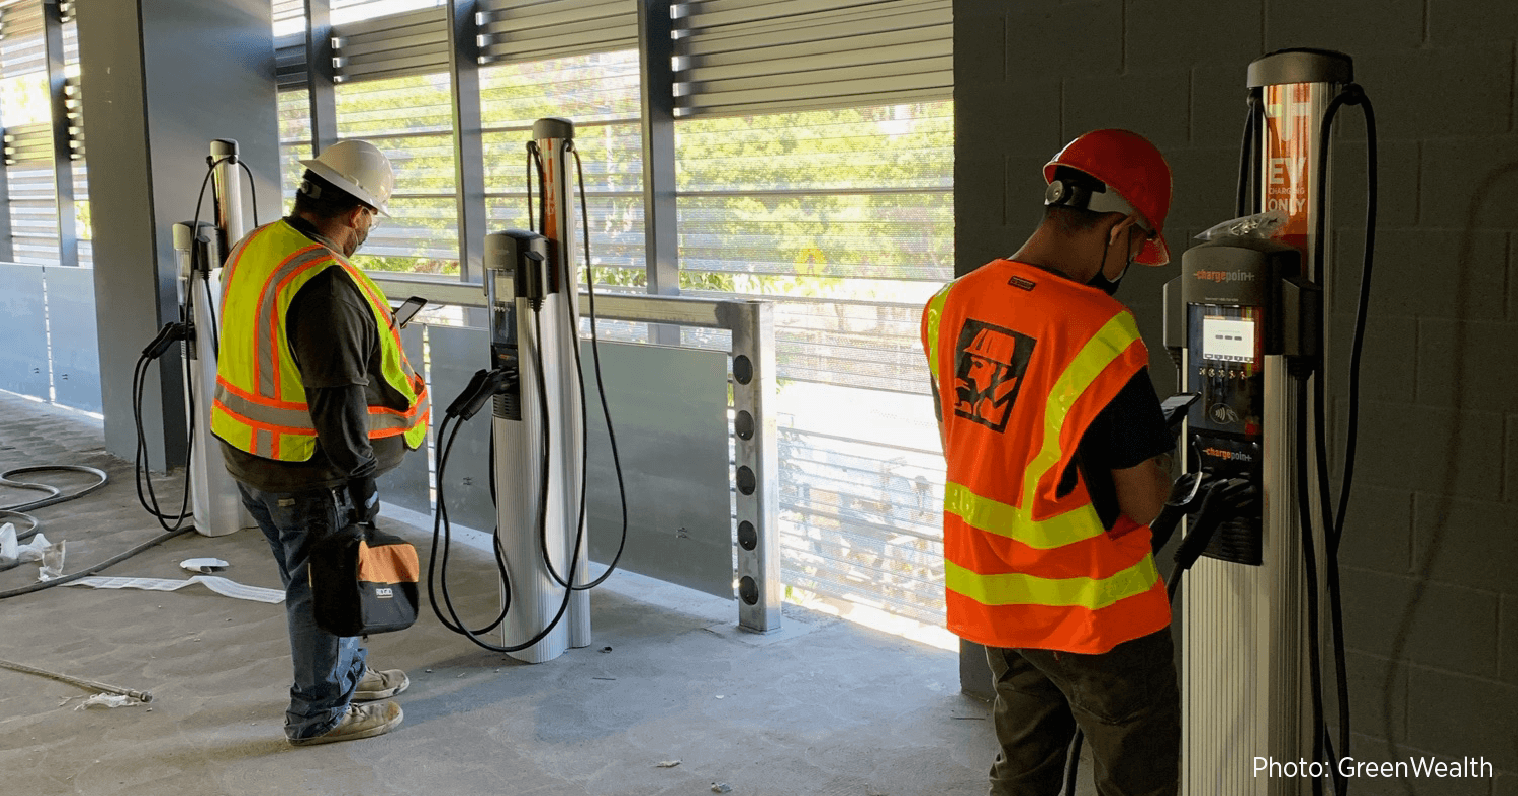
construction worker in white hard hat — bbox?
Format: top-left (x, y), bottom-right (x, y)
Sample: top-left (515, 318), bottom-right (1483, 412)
top-left (210, 139), bottom-right (430, 746)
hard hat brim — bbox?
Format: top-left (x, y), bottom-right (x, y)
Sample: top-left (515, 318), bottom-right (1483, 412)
top-left (299, 158), bottom-right (391, 216)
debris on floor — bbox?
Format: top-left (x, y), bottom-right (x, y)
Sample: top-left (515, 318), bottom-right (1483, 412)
top-left (75, 693), bottom-right (145, 710)
top-left (0, 658), bottom-right (154, 704)
top-left (654, 760), bottom-right (680, 768)
top-left (37, 539), bottom-right (65, 581)
top-left (710, 783), bottom-right (732, 793)
top-left (63, 574), bottom-right (283, 603)
top-left (180, 557), bottom-right (229, 574)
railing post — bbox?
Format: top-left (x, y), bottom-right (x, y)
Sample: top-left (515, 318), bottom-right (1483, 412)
top-left (729, 299), bottom-right (780, 632)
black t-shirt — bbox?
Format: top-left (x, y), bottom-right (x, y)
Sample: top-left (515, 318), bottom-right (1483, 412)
top-left (1057, 368), bottom-right (1175, 530)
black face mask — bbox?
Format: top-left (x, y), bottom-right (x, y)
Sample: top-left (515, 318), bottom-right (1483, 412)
top-left (1088, 266), bottom-right (1125, 295)
top-left (1089, 231), bottom-right (1135, 296)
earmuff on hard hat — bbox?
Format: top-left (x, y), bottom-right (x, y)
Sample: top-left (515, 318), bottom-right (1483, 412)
top-left (1044, 168), bottom-right (1156, 237)
top-left (299, 139), bottom-right (395, 216)
top-left (1044, 129), bottom-right (1173, 265)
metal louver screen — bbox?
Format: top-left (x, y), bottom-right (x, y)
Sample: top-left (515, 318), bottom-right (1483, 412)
top-left (478, 0), bottom-right (637, 65)
top-left (334, 72), bottom-right (457, 272)
top-left (0, 0), bottom-right (43, 77)
top-left (333, 5), bottom-right (449, 83)
top-left (674, 0), bottom-right (951, 118)
top-left (676, 98), bottom-right (953, 625)
top-left (479, 49), bottom-right (644, 280)
top-left (276, 88), bottom-right (311, 205)
top-left (275, 32), bottom-right (307, 90)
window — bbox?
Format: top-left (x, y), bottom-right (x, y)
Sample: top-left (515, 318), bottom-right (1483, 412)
top-left (480, 49), bottom-right (645, 287)
top-left (677, 100), bottom-right (953, 623)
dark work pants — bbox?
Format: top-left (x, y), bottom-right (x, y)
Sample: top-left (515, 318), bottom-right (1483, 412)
top-left (985, 628), bottom-right (1180, 796)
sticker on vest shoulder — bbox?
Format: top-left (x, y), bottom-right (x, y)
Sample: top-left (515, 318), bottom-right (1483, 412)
top-left (1008, 275), bottom-right (1036, 291)
top-left (277, 498), bottom-right (296, 507)
top-left (953, 319), bottom-right (1036, 433)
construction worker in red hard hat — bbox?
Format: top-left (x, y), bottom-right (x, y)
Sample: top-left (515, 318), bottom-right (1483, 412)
top-left (212, 139), bottom-right (428, 746)
top-left (922, 129), bottom-right (1182, 796)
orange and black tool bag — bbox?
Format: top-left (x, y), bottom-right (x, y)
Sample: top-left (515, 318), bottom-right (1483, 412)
top-left (310, 523), bottom-right (420, 636)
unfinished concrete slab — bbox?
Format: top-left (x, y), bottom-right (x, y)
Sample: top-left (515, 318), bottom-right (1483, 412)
top-left (0, 391), bottom-right (1016, 796)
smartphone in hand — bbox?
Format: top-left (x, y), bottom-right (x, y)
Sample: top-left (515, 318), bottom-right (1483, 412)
top-left (390, 296), bottom-right (427, 329)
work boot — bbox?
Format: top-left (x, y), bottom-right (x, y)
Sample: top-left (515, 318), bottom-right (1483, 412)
top-left (354, 666), bottom-right (409, 701)
top-left (289, 701), bottom-right (402, 746)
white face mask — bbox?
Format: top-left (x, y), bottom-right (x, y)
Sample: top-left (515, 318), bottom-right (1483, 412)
top-left (346, 208), bottom-right (374, 257)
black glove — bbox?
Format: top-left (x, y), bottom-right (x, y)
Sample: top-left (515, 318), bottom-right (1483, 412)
top-left (347, 476), bottom-right (379, 526)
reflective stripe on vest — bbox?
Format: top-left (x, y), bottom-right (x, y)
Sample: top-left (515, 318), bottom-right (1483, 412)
top-left (944, 556), bottom-right (1159, 610)
top-left (922, 259), bottom-right (1167, 654)
top-left (211, 220), bottom-right (430, 462)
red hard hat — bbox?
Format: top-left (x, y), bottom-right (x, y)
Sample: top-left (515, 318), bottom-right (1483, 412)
top-left (1043, 129), bottom-right (1173, 266)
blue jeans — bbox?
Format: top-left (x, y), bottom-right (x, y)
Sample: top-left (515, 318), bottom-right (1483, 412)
top-left (237, 482), bottom-right (368, 741)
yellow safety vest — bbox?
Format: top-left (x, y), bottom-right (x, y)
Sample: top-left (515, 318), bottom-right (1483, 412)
top-left (211, 219), bottom-right (429, 462)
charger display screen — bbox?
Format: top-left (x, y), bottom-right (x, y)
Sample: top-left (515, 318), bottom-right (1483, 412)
top-left (1202, 315), bottom-right (1257, 363)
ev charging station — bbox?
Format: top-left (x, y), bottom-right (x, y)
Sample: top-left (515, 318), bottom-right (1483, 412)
top-left (179, 140), bottom-right (254, 539)
top-left (482, 118), bottom-right (593, 663)
top-left (141, 139), bottom-right (258, 538)
top-left (1161, 49), bottom-right (1374, 795)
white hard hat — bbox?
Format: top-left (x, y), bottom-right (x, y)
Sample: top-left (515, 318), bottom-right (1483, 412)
top-left (299, 139), bottom-right (395, 215)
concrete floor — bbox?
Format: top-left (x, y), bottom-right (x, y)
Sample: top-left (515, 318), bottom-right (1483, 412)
top-left (0, 391), bottom-right (1015, 796)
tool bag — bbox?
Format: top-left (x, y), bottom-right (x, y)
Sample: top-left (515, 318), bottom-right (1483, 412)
top-left (309, 522), bottom-right (420, 636)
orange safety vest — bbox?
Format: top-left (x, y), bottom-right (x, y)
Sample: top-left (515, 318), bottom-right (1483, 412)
top-left (211, 219), bottom-right (429, 462)
top-left (922, 259), bottom-right (1170, 654)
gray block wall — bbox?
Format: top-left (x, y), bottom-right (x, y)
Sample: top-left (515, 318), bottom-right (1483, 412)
top-left (955, 0), bottom-right (1518, 792)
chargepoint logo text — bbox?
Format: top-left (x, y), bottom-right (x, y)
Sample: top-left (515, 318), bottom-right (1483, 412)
top-left (1202, 447), bottom-right (1255, 463)
top-left (1194, 270), bottom-right (1257, 284)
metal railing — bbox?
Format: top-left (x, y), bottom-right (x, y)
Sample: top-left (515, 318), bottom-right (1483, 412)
top-left (370, 275), bottom-right (781, 633)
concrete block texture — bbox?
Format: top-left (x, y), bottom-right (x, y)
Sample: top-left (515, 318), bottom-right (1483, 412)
top-left (1407, 666), bottom-right (1518, 772)
top-left (1420, 137), bottom-right (1518, 230)
top-left (1331, 228), bottom-right (1509, 319)
top-left (1327, 311), bottom-right (1417, 405)
top-left (1264, 0), bottom-right (1425, 54)
top-left (1356, 401), bottom-right (1505, 499)
top-left (1163, 145), bottom-right (1245, 229)
top-left (956, 79), bottom-right (1063, 174)
top-left (1353, 43), bottom-right (1516, 141)
top-left (1417, 318), bottom-right (1518, 411)
top-left (1005, 0), bottom-right (1124, 81)
top-left (1125, 0), bottom-right (1264, 72)
top-left (1412, 494), bottom-right (1518, 597)
top-left (1509, 414), bottom-right (1518, 503)
top-left (1503, 595), bottom-right (1518, 686)
top-left (1328, 137), bottom-right (1418, 229)
top-left (1333, 650), bottom-right (1410, 746)
top-left (954, 4), bottom-right (1006, 86)
top-left (1192, 63), bottom-right (1256, 148)
top-left (1062, 69), bottom-right (1191, 150)
top-left (1336, 485), bottom-right (1414, 576)
top-left (1340, 567), bottom-right (1500, 679)
top-left (1428, 0), bottom-right (1518, 46)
